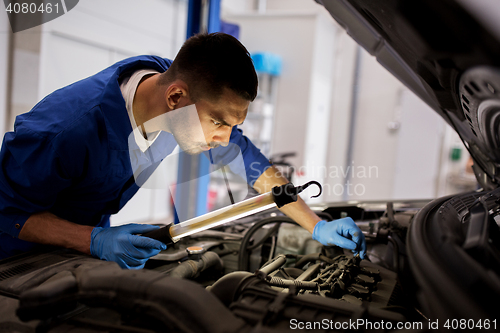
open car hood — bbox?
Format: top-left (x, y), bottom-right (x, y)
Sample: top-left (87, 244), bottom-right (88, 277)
top-left (318, 0), bottom-right (500, 189)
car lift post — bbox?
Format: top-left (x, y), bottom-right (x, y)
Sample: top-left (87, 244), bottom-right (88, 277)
top-left (174, 0), bottom-right (221, 224)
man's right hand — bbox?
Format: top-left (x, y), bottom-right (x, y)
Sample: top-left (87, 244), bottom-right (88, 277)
top-left (90, 224), bottom-right (167, 269)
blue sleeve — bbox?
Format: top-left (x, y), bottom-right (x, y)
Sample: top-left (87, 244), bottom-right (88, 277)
top-left (0, 126), bottom-right (72, 238)
top-left (229, 126), bottom-right (271, 186)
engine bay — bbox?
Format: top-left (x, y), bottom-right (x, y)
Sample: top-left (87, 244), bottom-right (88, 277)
top-left (0, 194), bottom-right (498, 332)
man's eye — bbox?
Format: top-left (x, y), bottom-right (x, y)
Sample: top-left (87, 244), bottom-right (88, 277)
top-left (212, 120), bottom-right (221, 126)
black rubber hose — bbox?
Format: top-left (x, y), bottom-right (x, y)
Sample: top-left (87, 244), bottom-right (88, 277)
top-left (169, 251), bottom-right (223, 279)
top-left (294, 253), bottom-right (337, 269)
top-left (294, 253), bottom-right (321, 269)
top-left (245, 223), bottom-right (281, 251)
top-left (17, 265), bottom-right (247, 332)
top-left (258, 254), bottom-right (287, 275)
top-left (245, 212), bottom-right (331, 253)
top-left (388, 235), bottom-right (400, 276)
top-left (236, 212), bottom-right (333, 271)
top-left (237, 216), bottom-right (296, 271)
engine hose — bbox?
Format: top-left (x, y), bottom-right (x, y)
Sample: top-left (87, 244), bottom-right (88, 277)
top-left (294, 253), bottom-right (336, 269)
top-left (267, 277), bottom-right (318, 289)
top-left (388, 235), bottom-right (400, 276)
top-left (237, 216), bottom-right (296, 271)
top-left (258, 254), bottom-right (287, 275)
top-left (246, 223), bottom-right (281, 251)
top-left (169, 251), bottom-right (223, 279)
top-left (237, 212), bottom-right (334, 271)
top-left (294, 253), bottom-right (320, 268)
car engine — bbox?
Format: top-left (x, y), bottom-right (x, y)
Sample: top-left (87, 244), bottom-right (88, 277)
top-left (1, 188), bottom-right (499, 332)
top-left (0, 199), bottom-right (434, 333)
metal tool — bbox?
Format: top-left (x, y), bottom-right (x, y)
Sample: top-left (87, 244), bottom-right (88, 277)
top-left (142, 181), bottom-right (322, 246)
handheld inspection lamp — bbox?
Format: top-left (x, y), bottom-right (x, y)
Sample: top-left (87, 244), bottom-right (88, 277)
top-left (142, 181), bottom-right (322, 245)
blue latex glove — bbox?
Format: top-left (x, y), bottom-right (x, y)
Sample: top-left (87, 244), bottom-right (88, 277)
top-left (90, 224), bottom-right (167, 269)
top-left (312, 217), bottom-right (366, 259)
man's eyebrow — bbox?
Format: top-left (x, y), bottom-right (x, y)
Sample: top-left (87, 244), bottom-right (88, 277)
top-left (211, 114), bottom-right (244, 127)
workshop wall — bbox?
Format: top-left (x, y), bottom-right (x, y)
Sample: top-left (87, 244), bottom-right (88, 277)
top-left (224, 0), bottom-right (451, 203)
top-left (38, 0), bottom-right (187, 98)
top-left (224, 4), bottom-right (338, 200)
top-left (324, 28), bottom-right (359, 203)
top-left (350, 51), bottom-right (445, 200)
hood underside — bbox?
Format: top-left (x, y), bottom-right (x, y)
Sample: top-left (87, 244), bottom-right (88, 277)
top-left (318, 0), bottom-right (500, 189)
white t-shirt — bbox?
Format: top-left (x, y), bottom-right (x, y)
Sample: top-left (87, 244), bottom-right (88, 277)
top-left (120, 69), bottom-right (160, 152)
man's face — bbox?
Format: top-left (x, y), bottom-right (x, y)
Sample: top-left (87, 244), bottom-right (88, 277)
top-left (171, 88), bottom-right (249, 155)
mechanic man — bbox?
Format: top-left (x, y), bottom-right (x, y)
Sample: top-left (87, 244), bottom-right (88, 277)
top-left (0, 33), bottom-right (366, 268)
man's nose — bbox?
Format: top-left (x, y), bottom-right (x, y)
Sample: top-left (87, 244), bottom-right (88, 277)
top-left (213, 127), bottom-right (232, 146)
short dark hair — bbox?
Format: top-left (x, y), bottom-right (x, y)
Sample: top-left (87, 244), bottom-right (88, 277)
top-left (158, 32), bottom-right (258, 102)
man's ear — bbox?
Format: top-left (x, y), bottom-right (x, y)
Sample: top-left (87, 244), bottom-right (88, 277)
top-left (165, 81), bottom-right (189, 110)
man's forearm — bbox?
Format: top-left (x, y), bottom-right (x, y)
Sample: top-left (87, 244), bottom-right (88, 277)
top-left (18, 212), bottom-right (94, 255)
top-left (253, 166), bottom-right (321, 233)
